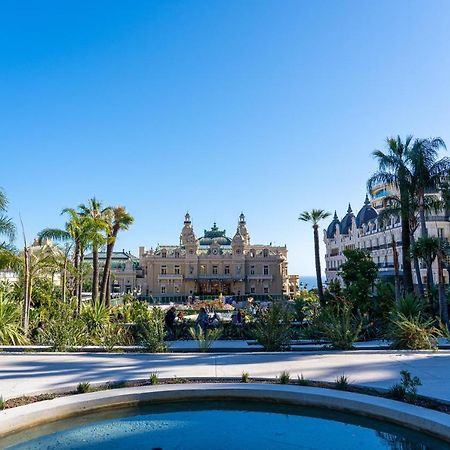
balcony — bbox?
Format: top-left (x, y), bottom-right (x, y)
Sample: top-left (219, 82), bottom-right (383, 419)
top-left (185, 274), bottom-right (242, 281)
top-left (247, 274), bottom-right (273, 280)
top-left (158, 274), bottom-right (184, 281)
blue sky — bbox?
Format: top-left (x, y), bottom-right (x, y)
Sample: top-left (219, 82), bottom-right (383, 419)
top-left (1, 1), bottom-right (450, 276)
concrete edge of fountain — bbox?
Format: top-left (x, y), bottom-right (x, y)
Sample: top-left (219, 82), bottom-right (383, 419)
top-left (1, 383), bottom-right (450, 443)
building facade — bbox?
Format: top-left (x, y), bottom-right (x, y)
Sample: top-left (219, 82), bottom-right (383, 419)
top-left (138, 213), bottom-right (295, 301)
top-left (324, 189), bottom-right (450, 285)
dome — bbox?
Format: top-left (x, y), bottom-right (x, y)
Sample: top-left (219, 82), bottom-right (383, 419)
top-left (340, 204), bottom-right (355, 235)
top-left (326, 211), bottom-right (340, 239)
top-left (198, 223), bottom-right (232, 246)
top-left (356, 195), bottom-right (378, 228)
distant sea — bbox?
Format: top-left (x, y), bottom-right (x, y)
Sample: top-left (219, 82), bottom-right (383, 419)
top-left (299, 276), bottom-right (326, 290)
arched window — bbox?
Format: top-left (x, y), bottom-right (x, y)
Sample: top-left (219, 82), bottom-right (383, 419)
top-left (263, 249), bottom-right (269, 258)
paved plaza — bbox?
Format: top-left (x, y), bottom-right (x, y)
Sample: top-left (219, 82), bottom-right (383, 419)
top-left (1, 350), bottom-right (450, 402)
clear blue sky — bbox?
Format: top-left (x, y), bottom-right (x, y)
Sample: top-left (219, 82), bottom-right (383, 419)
top-left (1, 0), bottom-right (450, 277)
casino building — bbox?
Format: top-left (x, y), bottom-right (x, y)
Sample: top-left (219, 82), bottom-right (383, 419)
top-left (138, 213), bottom-right (295, 301)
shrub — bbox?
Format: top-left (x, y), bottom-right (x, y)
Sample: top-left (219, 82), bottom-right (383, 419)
top-left (136, 307), bottom-right (166, 352)
top-left (170, 376), bottom-right (186, 384)
top-left (315, 305), bottom-right (361, 350)
top-left (80, 299), bottom-right (110, 343)
top-left (149, 373), bottom-right (159, 385)
top-left (77, 382), bottom-right (91, 394)
top-left (297, 374), bottom-right (310, 386)
top-left (278, 371), bottom-right (290, 384)
top-left (42, 301), bottom-right (87, 351)
top-left (395, 295), bottom-right (426, 319)
top-left (0, 396), bottom-right (4, 410)
top-left (388, 370), bottom-right (422, 403)
top-left (252, 301), bottom-right (291, 351)
top-left (189, 327), bottom-right (222, 352)
top-left (335, 374), bottom-right (349, 390)
top-left (241, 372), bottom-right (250, 383)
top-left (389, 313), bottom-right (440, 350)
top-left (0, 285), bottom-right (28, 345)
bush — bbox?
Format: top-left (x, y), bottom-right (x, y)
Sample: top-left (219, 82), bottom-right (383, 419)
top-left (389, 313), bottom-right (440, 350)
top-left (77, 382), bottom-right (91, 394)
top-left (42, 301), bottom-right (87, 351)
top-left (388, 370), bottom-right (422, 403)
top-left (335, 374), bottom-right (349, 390)
top-left (136, 307), bottom-right (166, 352)
top-left (278, 371), bottom-right (290, 384)
top-left (80, 299), bottom-right (110, 343)
top-left (297, 374), bottom-right (310, 386)
top-left (189, 327), bottom-right (222, 352)
top-left (314, 305), bottom-right (361, 350)
top-left (149, 373), bottom-right (159, 385)
top-left (395, 295), bottom-right (426, 319)
top-left (0, 396), bottom-right (4, 410)
top-left (0, 286), bottom-right (28, 345)
top-left (241, 372), bottom-right (250, 383)
top-left (252, 301), bottom-right (291, 351)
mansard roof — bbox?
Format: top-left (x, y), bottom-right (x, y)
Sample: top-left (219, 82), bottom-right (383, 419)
top-left (356, 195), bottom-right (378, 227)
top-left (340, 204), bottom-right (355, 235)
top-left (326, 211), bottom-right (340, 238)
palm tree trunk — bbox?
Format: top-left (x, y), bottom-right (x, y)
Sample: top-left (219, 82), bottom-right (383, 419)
top-left (100, 232), bottom-right (117, 303)
top-left (410, 233), bottom-right (425, 297)
top-left (62, 257), bottom-right (67, 303)
top-left (313, 224), bottom-right (325, 304)
top-left (400, 210), bottom-right (414, 293)
top-left (77, 250), bottom-right (84, 313)
top-left (391, 235), bottom-right (401, 305)
top-left (73, 242), bottom-right (80, 298)
top-left (106, 270), bottom-right (111, 308)
top-left (92, 244), bottom-right (99, 301)
top-left (438, 256), bottom-right (449, 326)
top-left (419, 192), bottom-right (428, 238)
top-left (22, 246), bottom-right (30, 332)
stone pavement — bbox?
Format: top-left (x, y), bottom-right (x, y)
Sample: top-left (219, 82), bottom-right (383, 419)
top-left (1, 350), bottom-right (450, 402)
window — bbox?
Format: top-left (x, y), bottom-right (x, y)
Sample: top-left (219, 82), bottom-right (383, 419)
top-left (200, 265), bottom-right (207, 275)
top-left (438, 228), bottom-right (444, 238)
top-left (161, 286), bottom-right (166, 294)
top-left (224, 265), bottom-right (230, 275)
top-left (263, 286), bottom-right (269, 294)
top-left (161, 250), bottom-right (167, 258)
top-left (174, 265), bottom-right (180, 275)
top-left (250, 286), bottom-right (256, 294)
top-left (161, 265), bottom-right (167, 275)
top-left (263, 265), bottom-right (269, 275)
top-left (174, 285), bottom-right (180, 293)
top-left (212, 265), bottom-right (218, 275)
top-left (250, 265), bottom-right (255, 275)
top-left (175, 251), bottom-right (180, 258)
top-left (263, 249), bottom-right (268, 258)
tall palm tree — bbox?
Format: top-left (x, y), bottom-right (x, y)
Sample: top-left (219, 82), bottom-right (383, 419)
top-left (411, 236), bottom-right (449, 324)
top-left (0, 189), bottom-right (16, 254)
top-left (38, 208), bottom-right (91, 311)
top-left (79, 198), bottom-right (109, 301)
top-left (368, 136), bottom-right (415, 293)
top-left (99, 206), bottom-right (134, 306)
top-left (408, 137), bottom-right (448, 238)
top-left (299, 209), bottom-right (331, 305)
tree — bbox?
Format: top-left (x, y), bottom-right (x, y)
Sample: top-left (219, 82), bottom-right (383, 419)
top-left (298, 209), bottom-right (330, 305)
top-left (368, 136), bottom-right (416, 293)
top-left (38, 208), bottom-right (91, 312)
top-left (411, 236), bottom-right (449, 324)
top-left (78, 198), bottom-right (109, 301)
top-left (99, 206), bottom-right (134, 306)
top-left (0, 189), bottom-right (16, 264)
top-left (339, 249), bottom-right (378, 315)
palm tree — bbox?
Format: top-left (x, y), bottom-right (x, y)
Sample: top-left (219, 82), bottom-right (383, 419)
top-left (99, 206), bottom-right (134, 306)
top-left (407, 137), bottom-right (448, 238)
top-left (411, 236), bottom-right (449, 324)
top-left (0, 188), bottom-right (16, 254)
top-left (79, 198), bottom-right (109, 301)
top-left (368, 136), bottom-right (415, 293)
top-left (38, 208), bottom-right (91, 311)
top-left (299, 209), bottom-right (331, 305)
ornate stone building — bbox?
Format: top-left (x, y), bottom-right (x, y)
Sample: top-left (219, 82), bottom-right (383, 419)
top-left (324, 189), bottom-right (450, 285)
top-left (138, 213), bottom-right (294, 300)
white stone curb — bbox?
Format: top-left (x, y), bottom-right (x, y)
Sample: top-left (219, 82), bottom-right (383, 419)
top-left (1, 384), bottom-right (450, 443)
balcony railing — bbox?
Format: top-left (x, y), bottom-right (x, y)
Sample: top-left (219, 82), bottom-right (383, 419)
top-left (158, 274), bottom-right (184, 280)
